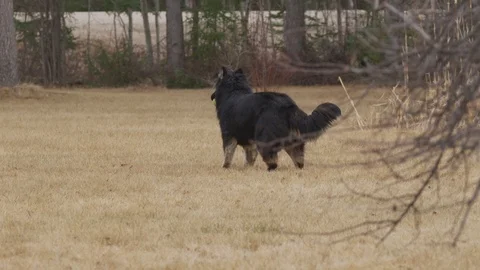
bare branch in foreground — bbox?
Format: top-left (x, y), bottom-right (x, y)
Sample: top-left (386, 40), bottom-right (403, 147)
top-left (274, 1), bottom-right (480, 244)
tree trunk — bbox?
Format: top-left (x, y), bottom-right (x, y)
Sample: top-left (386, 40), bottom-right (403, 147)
top-left (284, 0), bottom-right (306, 62)
top-left (113, 12), bottom-right (119, 52)
top-left (50, 0), bottom-right (65, 85)
top-left (140, 0), bottom-right (160, 85)
top-left (166, 0), bottom-right (185, 76)
top-left (240, 0), bottom-right (251, 67)
top-left (336, 0), bottom-right (343, 46)
top-left (53, 0), bottom-right (65, 84)
top-left (127, 8), bottom-right (133, 59)
top-left (154, 0), bottom-right (161, 64)
top-left (0, 0), bottom-right (19, 86)
top-left (191, 0), bottom-right (200, 60)
top-left (267, 0), bottom-right (276, 59)
top-left (40, 0), bottom-right (66, 85)
top-left (140, 0), bottom-right (154, 69)
top-left (227, 0), bottom-right (237, 46)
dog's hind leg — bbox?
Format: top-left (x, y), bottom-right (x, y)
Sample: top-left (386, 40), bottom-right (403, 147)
top-left (222, 138), bottom-right (237, 168)
top-left (243, 144), bottom-right (258, 166)
top-left (285, 143), bottom-right (305, 169)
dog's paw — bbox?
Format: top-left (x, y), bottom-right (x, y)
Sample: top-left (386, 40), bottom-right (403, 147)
top-left (222, 163), bottom-right (231, 169)
top-left (267, 164), bottom-right (278, 171)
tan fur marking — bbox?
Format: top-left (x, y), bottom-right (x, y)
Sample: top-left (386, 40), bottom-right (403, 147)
top-left (222, 139), bottom-right (237, 168)
top-left (243, 144), bottom-right (258, 166)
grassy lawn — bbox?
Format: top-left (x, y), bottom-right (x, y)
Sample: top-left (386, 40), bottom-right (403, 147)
top-left (0, 85), bottom-right (478, 269)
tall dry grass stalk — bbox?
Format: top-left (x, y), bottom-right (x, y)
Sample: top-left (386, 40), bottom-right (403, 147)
top-left (339, 76), bottom-right (365, 129)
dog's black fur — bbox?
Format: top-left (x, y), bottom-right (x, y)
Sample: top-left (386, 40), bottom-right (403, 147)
top-left (211, 66), bottom-right (341, 171)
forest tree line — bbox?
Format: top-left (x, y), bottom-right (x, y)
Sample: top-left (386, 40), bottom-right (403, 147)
top-left (4, 0), bottom-right (455, 88)
top-left (15, 0), bottom-right (375, 12)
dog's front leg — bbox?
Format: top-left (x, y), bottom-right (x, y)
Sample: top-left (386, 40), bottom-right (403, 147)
top-left (243, 144), bottom-right (258, 166)
top-left (222, 137), bottom-right (237, 168)
top-left (285, 143), bottom-right (305, 169)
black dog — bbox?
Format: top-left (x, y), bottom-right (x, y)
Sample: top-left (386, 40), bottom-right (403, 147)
top-left (211, 66), bottom-right (341, 171)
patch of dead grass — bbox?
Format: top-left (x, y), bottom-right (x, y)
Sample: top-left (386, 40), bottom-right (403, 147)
top-left (0, 83), bottom-right (47, 100)
top-left (0, 86), bottom-right (478, 269)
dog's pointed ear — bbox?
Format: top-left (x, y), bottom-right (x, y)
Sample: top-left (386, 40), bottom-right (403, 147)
top-left (222, 66), bottom-right (228, 76)
top-left (235, 68), bottom-right (243, 74)
top-left (216, 66), bottom-right (228, 80)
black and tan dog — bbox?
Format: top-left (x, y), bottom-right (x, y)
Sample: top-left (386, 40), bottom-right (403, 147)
top-left (210, 66), bottom-right (341, 171)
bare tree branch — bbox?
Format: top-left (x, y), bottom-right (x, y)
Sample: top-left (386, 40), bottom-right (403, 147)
top-left (274, 0), bottom-right (480, 245)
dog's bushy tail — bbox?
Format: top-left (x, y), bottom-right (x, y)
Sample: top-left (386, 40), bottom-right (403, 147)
top-left (254, 102), bottom-right (341, 152)
top-left (295, 102), bottom-right (342, 141)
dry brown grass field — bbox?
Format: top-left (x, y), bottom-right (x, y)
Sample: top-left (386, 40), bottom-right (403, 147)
top-left (0, 85), bottom-right (479, 269)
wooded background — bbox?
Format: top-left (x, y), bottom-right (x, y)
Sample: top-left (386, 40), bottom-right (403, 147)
top-left (1, 0), bottom-right (471, 90)
top-left (8, 0), bottom-right (404, 88)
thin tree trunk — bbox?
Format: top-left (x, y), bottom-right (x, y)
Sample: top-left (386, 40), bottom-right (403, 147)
top-left (345, 1), bottom-right (350, 39)
top-left (87, 0), bottom-right (92, 80)
top-left (140, 0), bottom-right (154, 69)
top-left (336, 0), bottom-right (343, 46)
top-left (259, 0), bottom-right (267, 91)
top-left (127, 8), bottom-right (133, 57)
top-left (354, 0), bottom-right (358, 32)
top-left (191, 0), bottom-right (200, 60)
top-left (140, 0), bottom-right (160, 85)
top-left (54, 0), bottom-right (65, 84)
top-left (40, 9), bottom-right (49, 84)
top-left (38, 0), bottom-right (66, 85)
top-left (284, 0), bottom-right (306, 61)
top-left (113, 12), bottom-right (119, 52)
top-left (22, 13), bottom-right (28, 77)
top-left (240, 0), bottom-right (251, 67)
top-left (154, 0), bottom-right (161, 65)
top-left (0, 0), bottom-right (19, 86)
top-left (166, 0), bottom-right (185, 77)
top-left (51, 0), bottom-right (59, 83)
top-left (228, 0), bottom-right (237, 49)
top-left (267, 0), bottom-right (276, 59)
